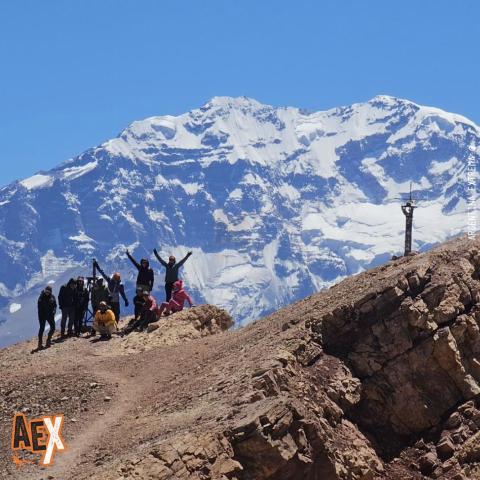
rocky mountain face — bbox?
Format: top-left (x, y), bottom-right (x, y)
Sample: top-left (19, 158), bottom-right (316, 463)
top-left (1, 234), bottom-right (480, 479)
top-left (0, 95), bottom-right (478, 346)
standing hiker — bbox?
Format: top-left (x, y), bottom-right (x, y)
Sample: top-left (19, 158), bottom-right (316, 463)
top-left (37, 285), bottom-right (57, 349)
top-left (58, 278), bottom-right (76, 337)
top-left (90, 277), bottom-right (109, 337)
top-left (94, 261), bottom-right (129, 323)
top-left (157, 280), bottom-right (193, 316)
top-left (153, 249), bottom-right (192, 301)
top-left (73, 277), bottom-right (89, 336)
top-left (91, 277), bottom-right (109, 314)
top-left (125, 250), bottom-right (154, 292)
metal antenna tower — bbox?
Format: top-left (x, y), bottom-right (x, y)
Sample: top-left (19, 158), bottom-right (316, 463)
top-left (401, 182), bottom-right (416, 255)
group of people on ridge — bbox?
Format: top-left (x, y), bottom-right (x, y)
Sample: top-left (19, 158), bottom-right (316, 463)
top-left (36, 250), bottom-right (194, 350)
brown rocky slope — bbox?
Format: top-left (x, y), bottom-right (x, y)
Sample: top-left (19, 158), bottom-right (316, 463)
top-left (1, 235), bottom-right (480, 479)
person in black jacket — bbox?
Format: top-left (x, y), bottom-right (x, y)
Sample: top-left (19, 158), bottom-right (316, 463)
top-left (37, 285), bottom-right (57, 349)
top-left (153, 249), bottom-right (192, 301)
top-left (73, 277), bottom-right (89, 336)
top-left (58, 278), bottom-right (76, 337)
top-left (91, 278), bottom-right (110, 314)
top-left (133, 286), bottom-right (146, 320)
top-left (125, 250), bottom-right (154, 292)
top-left (119, 288), bottom-right (147, 337)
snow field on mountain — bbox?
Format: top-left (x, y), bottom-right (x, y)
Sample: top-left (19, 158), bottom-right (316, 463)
top-left (0, 94), bottom-right (478, 346)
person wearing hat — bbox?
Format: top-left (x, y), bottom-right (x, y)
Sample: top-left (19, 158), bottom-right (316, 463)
top-left (37, 285), bottom-right (57, 349)
top-left (93, 301), bottom-right (117, 339)
top-left (157, 280), bottom-right (193, 316)
top-left (153, 249), bottom-right (192, 301)
top-left (94, 260), bottom-right (129, 323)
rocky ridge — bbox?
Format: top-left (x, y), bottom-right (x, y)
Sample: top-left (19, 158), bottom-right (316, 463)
top-left (0, 235), bottom-right (480, 479)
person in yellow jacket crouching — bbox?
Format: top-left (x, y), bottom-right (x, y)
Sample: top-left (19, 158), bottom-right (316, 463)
top-left (93, 301), bottom-right (117, 340)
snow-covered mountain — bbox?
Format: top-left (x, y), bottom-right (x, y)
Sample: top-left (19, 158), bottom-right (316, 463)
top-left (0, 95), bottom-right (478, 346)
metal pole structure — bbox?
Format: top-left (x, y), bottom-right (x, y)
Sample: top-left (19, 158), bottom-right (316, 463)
top-left (401, 202), bottom-right (416, 255)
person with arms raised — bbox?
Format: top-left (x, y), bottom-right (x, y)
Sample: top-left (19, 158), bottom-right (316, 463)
top-left (153, 249), bottom-right (192, 301)
top-left (125, 249), bottom-right (154, 292)
top-left (94, 260), bottom-right (129, 323)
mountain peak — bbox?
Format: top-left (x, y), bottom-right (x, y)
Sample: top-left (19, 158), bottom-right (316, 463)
top-left (367, 94), bottom-right (410, 106)
top-left (203, 95), bottom-right (265, 109)
top-left (0, 94), bottom-right (478, 349)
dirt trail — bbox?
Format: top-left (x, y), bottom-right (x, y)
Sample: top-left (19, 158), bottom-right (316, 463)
top-left (0, 305), bottom-right (235, 479)
top-left (43, 362), bottom-right (134, 478)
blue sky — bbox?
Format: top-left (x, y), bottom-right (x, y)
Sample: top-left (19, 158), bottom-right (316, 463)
top-left (0, 0), bottom-right (478, 185)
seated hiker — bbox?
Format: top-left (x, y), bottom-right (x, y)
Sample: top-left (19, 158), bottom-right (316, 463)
top-left (157, 280), bottom-right (193, 316)
top-left (121, 290), bottom-right (157, 335)
top-left (153, 249), bottom-right (192, 301)
top-left (133, 286), bottom-right (146, 320)
top-left (37, 285), bottom-right (57, 349)
top-left (94, 261), bottom-right (129, 323)
top-left (93, 301), bottom-right (117, 340)
top-left (126, 249), bottom-right (154, 292)
top-left (135, 290), bottom-right (158, 331)
top-left (58, 278), bottom-right (76, 337)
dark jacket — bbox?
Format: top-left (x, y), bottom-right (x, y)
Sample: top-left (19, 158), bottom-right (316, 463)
top-left (133, 294), bottom-right (146, 319)
top-left (126, 252), bottom-right (154, 289)
top-left (74, 286), bottom-right (89, 311)
top-left (38, 291), bottom-right (57, 319)
top-left (58, 280), bottom-right (75, 309)
top-left (153, 251), bottom-right (191, 284)
top-left (91, 284), bottom-right (110, 311)
top-left (96, 263), bottom-right (128, 304)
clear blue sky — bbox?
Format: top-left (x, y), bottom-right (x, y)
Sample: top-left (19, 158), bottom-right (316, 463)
top-left (0, 0), bottom-right (478, 186)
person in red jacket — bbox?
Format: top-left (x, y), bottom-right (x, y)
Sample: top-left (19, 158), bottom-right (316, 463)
top-left (157, 280), bottom-right (193, 316)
